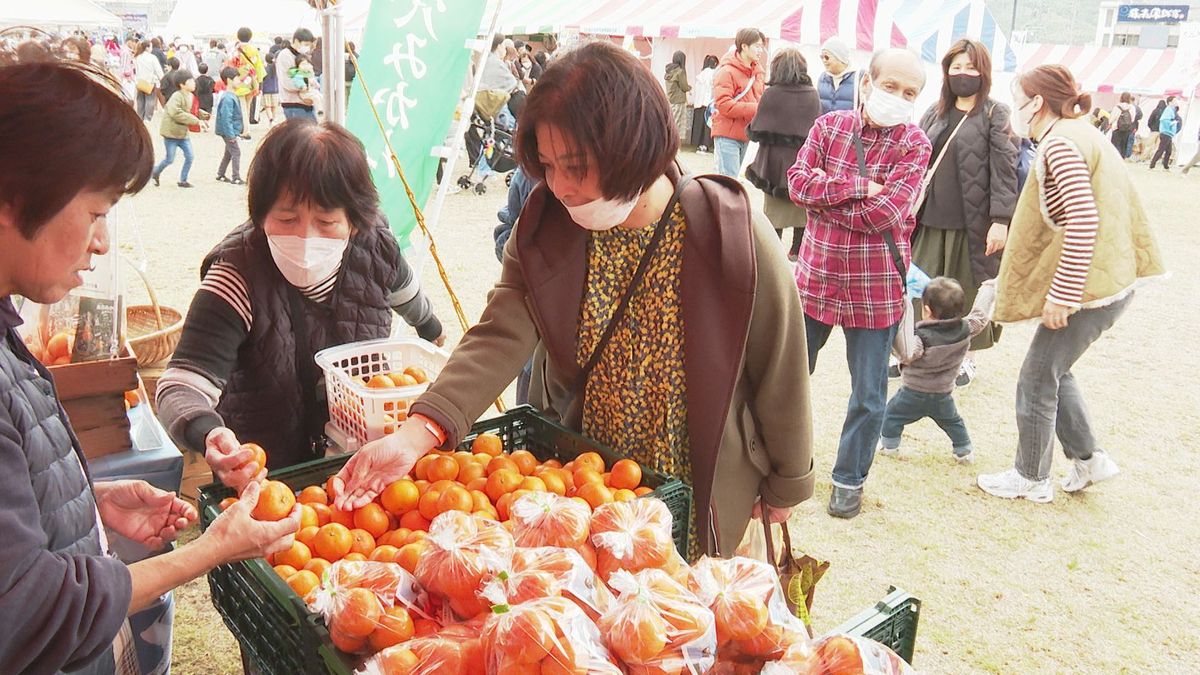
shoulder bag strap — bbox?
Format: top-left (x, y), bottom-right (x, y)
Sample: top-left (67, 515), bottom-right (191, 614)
top-left (925, 111), bottom-right (971, 184)
top-left (569, 175), bottom-right (695, 404)
top-left (285, 286), bottom-right (326, 460)
top-left (853, 131), bottom-right (906, 285)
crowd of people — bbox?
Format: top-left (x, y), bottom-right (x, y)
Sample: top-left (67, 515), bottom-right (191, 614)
top-left (1089, 91), bottom-right (1199, 171)
top-left (0, 21), bottom-right (1169, 674)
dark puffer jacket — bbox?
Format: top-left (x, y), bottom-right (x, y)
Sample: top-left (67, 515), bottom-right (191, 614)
top-left (0, 298), bottom-right (131, 675)
top-left (919, 99), bottom-right (1018, 282)
top-left (200, 221), bottom-right (398, 468)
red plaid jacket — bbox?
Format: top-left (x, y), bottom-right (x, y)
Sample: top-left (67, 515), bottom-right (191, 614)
top-left (788, 110), bottom-right (932, 329)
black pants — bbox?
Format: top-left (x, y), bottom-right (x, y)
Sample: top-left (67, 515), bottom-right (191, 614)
top-left (689, 106), bottom-right (712, 148)
top-left (248, 94), bottom-right (258, 124)
top-left (775, 227), bottom-right (804, 257)
top-left (218, 136), bottom-right (241, 179)
top-left (1150, 135), bottom-right (1174, 169)
top-left (1110, 130), bottom-right (1131, 158)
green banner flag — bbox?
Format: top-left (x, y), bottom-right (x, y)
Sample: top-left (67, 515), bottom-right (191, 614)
top-left (347, 0), bottom-right (489, 245)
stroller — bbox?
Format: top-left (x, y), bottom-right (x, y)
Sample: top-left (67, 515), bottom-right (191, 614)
top-left (458, 93), bottom-right (518, 195)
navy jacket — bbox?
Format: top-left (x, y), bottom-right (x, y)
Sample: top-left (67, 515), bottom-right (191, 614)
top-left (817, 70), bottom-right (858, 114)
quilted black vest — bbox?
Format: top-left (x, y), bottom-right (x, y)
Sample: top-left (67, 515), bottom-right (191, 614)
top-left (201, 220), bottom-right (398, 469)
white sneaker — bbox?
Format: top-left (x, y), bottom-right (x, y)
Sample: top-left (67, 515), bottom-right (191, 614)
top-left (977, 468), bottom-right (1054, 503)
top-left (955, 360), bottom-right (976, 388)
top-left (1061, 451), bottom-right (1120, 493)
top-left (877, 440), bottom-right (901, 458)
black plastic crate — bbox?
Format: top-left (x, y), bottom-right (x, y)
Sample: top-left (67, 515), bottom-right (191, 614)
top-left (199, 453), bottom-right (357, 675)
top-left (458, 405), bottom-right (693, 558)
top-left (833, 587), bottom-right (921, 665)
top-left (198, 406), bottom-right (693, 674)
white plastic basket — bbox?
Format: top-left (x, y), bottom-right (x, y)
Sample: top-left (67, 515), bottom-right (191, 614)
top-left (314, 338), bottom-right (450, 448)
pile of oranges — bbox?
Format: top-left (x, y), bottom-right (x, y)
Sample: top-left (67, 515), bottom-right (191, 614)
top-left (215, 435), bottom-right (816, 673)
top-left (24, 330), bottom-right (73, 366)
top-left (363, 366), bottom-right (430, 389)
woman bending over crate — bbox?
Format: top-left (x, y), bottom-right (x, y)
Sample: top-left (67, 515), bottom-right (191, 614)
top-left (154, 119), bottom-right (445, 489)
top-left (334, 42), bottom-right (816, 560)
top-left (0, 57), bottom-right (303, 675)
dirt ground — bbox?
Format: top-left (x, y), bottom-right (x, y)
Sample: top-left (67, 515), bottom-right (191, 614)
top-left (124, 122), bottom-right (1199, 674)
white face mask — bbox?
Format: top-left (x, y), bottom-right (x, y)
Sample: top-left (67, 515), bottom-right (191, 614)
top-left (296, 43), bottom-right (312, 55)
top-left (267, 234), bottom-right (348, 288)
top-left (1011, 98), bottom-right (1037, 139)
top-left (863, 86), bottom-right (914, 128)
top-left (564, 195), bottom-right (639, 232)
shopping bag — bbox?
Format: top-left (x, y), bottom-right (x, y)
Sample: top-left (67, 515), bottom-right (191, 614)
top-left (756, 505), bottom-right (829, 638)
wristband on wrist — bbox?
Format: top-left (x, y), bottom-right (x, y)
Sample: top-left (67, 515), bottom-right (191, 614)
top-left (410, 413), bottom-right (447, 447)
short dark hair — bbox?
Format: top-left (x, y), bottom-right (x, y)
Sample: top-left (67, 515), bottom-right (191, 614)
top-left (924, 277), bottom-right (966, 320)
top-left (1119, 92), bottom-right (1133, 104)
top-left (703, 54), bottom-right (719, 70)
top-left (274, 36), bottom-right (284, 45)
top-left (767, 48), bottom-right (811, 86)
top-left (151, 36), bottom-right (162, 48)
top-left (198, 62), bottom-right (208, 74)
top-left (61, 37), bottom-right (92, 63)
top-left (247, 120), bottom-right (381, 230)
top-left (735, 27), bottom-right (765, 55)
top-left (209, 38), bottom-right (218, 48)
top-left (293, 28), bottom-right (315, 43)
top-left (938, 39), bottom-right (992, 116)
top-left (220, 66), bottom-right (238, 82)
top-left (0, 60), bottom-right (152, 238)
top-left (136, 40), bottom-right (150, 56)
top-left (167, 56), bottom-right (180, 70)
top-left (515, 41), bottom-right (678, 202)
top-left (237, 27), bottom-right (253, 43)
top-left (491, 34), bottom-right (505, 52)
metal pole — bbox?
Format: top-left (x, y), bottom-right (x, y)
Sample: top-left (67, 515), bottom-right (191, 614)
top-left (321, 1), bottom-right (345, 125)
top-left (1010, 0), bottom-right (1019, 37)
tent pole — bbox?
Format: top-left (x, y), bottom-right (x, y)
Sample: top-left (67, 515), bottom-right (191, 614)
top-left (321, 0), bottom-right (345, 126)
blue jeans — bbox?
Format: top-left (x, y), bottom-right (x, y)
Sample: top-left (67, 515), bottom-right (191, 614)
top-left (153, 137), bottom-right (193, 182)
top-left (713, 137), bottom-right (748, 178)
top-left (1014, 294), bottom-right (1132, 481)
top-left (1125, 131), bottom-right (1136, 158)
top-left (806, 315), bottom-right (899, 488)
top-left (880, 387), bottom-right (972, 456)
top-left (283, 106), bottom-right (317, 121)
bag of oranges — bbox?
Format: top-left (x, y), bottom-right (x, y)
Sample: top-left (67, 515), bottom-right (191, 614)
top-left (510, 546), bottom-right (614, 619)
top-left (600, 568), bottom-right (717, 674)
top-left (479, 590), bottom-right (623, 674)
top-left (360, 622), bottom-right (487, 675)
top-left (415, 510), bottom-right (515, 620)
top-left (510, 491), bottom-right (592, 549)
top-left (688, 556), bottom-right (808, 665)
top-left (762, 634), bottom-right (914, 675)
top-left (308, 560), bottom-right (435, 656)
top-left (589, 498), bottom-right (676, 583)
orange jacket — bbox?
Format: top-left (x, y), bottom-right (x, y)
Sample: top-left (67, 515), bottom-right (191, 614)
top-left (711, 53), bottom-right (765, 142)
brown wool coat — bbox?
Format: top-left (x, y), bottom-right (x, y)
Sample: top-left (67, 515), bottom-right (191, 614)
top-left (410, 164), bottom-right (815, 556)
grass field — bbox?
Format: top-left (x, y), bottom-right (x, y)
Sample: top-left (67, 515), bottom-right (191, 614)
top-left (120, 128), bottom-right (1199, 674)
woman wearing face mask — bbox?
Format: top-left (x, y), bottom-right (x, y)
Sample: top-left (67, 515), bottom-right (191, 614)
top-left (976, 65), bottom-right (1164, 504)
top-left (332, 42), bottom-right (815, 561)
top-left (912, 40), bottom-right (1017, 387)
top-left (156, 119), bottom-right (446, 492)
top-left (276, 28), bottom-right (317, 123)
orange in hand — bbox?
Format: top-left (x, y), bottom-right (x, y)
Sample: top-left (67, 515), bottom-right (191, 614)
top-left (251, 480), bottom-right (296, 521)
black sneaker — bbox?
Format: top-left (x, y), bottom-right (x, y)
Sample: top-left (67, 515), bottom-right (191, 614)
top-left (888, 363), bottom-right (901, 379)
top-left (152, 173), bottom-right (160, 187)
top-left (178, 181), bottom-right (194, 188)
top-left (230, 178), bottom-right (245, 185)
top-left (955, 361), bottom-right (975, 387)
top-left (216, 175), bottom-right (230, 183)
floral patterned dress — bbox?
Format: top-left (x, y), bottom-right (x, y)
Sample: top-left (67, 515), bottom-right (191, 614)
top-left (576, 204), bottom-right (700, 560)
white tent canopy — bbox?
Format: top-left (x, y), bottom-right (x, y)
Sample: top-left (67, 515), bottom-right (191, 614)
top-left (0, 0), bottom-right (121, 30)
top-left (163, 0), bottom-right (322, 41)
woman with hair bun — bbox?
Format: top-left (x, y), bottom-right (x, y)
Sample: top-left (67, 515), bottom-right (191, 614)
top-left (977, 65), bottom-right (1164, 504)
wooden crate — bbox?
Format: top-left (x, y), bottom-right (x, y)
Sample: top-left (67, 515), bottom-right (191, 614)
top-left (48, 346), bottom-right (138, 460)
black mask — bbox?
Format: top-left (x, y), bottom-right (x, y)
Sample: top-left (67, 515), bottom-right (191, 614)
top-left (948, 73), bottom-right (982, 98)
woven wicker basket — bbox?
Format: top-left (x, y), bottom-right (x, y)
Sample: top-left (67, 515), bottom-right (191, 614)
top-left (124, 260), bottom-right (183, 368)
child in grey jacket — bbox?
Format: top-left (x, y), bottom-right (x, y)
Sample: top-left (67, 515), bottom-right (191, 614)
top-left (879, 277), bottom-right (997, 462)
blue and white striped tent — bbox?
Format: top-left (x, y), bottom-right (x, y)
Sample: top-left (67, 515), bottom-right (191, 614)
top-left (893, 0), bottom-right (1019, 72)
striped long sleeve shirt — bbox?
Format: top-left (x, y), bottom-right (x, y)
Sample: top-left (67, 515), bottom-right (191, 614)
top-left (1039, 138), bottom-right (1099, 308)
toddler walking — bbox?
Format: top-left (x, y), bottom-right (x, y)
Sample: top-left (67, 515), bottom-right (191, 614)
top-left (878, 277), bottom-right (996, 463)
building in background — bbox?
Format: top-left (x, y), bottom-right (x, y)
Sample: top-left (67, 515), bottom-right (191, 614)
top-left (99, 0), bottom-right (178, 36)
top-left (1095, 2), bottom-right (1197, 46)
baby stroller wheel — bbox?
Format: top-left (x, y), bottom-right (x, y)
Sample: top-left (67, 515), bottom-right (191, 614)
top-left (505, 173), bottom-right (513, 187)
top-left (474, 183), bottom-right (488, 195)
top-left (457, 176), bottom-right (472, 189)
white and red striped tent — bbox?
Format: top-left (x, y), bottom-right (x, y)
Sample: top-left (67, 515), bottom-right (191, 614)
top-left (1019, 43), bottom-right (1198, 98)
top-left (500, 0), bottom-right (1016, 69)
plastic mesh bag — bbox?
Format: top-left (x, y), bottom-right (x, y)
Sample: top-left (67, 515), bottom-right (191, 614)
top-left (510, 546), bottom-right (615, 619)
top-left (308, 560), bottom-right (435, 656)
top-left (510, 491), bottom-right (592, 549)
top-left (480, 592), bottom-right (622, 674)
top-left (762, 634), bottom-right (915, 675)
top-left (358, 620), bottom-right (486, 675)
top-left (688, 556), bottom-right (807, 665)
top-left (590, 498), bottom-right (675, 583)
top-left (600, 568), bottom-right (717, 673)
top-left (414, 510), bottom-right (515, 620)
